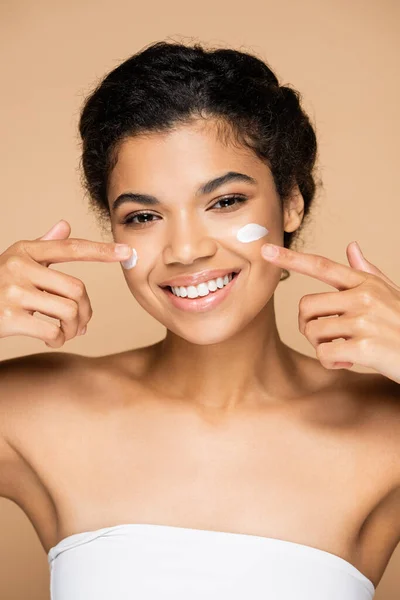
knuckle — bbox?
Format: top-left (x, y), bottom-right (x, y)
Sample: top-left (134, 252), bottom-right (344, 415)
top-left (5, 283), bottom-right (23, 301)
top-left (314, 256), bottom-right (331, 273)
top-left (15, 239), bottom-right (29, 248)
top-left (0, 306), bottom-right (14, 321)
top-left (357, 337), bottom-right (372, 353)
top-left (96, 243), bottom-right (113, 257)
top-left (7, 240), bottom-right (26, 254)
top-left (64, 300), bottom-right (79, 320)
top-left (66, 239), bottom-right (85, 255)
top-left (69, 278), bottom-right (85, 298)
top-left (358, 291), bottom-right (373, 307)
top-left (355, 315), bottom-right (369, 333)
top-left (4, 255), bottom-right (24, 273)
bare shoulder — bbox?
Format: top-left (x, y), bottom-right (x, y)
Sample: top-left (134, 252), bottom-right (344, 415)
top-left (345, 372), bottom-right (400, 577)
top-left (0, 349), bottom-right (84, 378)
top-left (0, 345), bottom-right (153, 456)
top-left (354, 371), bottom-right (400, 495)
top-left (350, 372), bottom-right (400, 454)
top-left (371, 374), bottom-right (400, 488)
top-left (0, 351), bottom-right (90, 500)
top-left (0, 351), bottom-right (90, 409)
top-left (358, 372), bottom-right (400, 429)
top-left (0, 343), bottom-right (154, 432)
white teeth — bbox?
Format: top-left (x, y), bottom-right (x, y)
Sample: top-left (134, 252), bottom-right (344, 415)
top-left (197, 283), bottom-right (210, 297)
top-left (187, 286), bottom-right (198, 299)
top-left (171, 273), bottom-right (234, 298)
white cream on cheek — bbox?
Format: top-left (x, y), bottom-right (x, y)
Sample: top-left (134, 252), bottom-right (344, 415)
top-left (236, 223), bottom-right (269, 243)
top-left (120, 248), bottom-right (138, 270)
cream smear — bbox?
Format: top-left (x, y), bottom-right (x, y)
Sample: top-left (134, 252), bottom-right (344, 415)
top-left (120, 248), bottom-right (138, 270)
top-left (236, 223), bottom-right (269, 243)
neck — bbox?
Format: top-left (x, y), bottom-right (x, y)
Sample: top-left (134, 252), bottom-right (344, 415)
top-left (147, 296), bottom-right (315, 412)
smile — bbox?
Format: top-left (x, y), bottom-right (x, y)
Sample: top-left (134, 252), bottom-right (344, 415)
top-left (170, 272), bottom-right (234, 298)
top-left (161, 271), bottom-right (241, 313)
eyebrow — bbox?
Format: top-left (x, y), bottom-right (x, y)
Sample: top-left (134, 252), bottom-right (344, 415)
top-left (111, 171), bottom-right (257, 212)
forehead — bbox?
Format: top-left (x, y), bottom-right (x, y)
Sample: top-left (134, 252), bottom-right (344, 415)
top-left (107, 119), bottom-right (270, 203)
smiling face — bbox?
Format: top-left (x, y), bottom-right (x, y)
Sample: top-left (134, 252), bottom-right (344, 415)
top-left (107, 118), bottom-right (303, 345)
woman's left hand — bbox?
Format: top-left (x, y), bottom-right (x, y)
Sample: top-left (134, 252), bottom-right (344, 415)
top-left (261, 241), bottom-right (400, 384)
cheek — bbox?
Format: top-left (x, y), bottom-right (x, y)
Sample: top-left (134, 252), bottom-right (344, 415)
top-left (119, 250), bottom-right (150, 296)
top-left (119, 242), bottom-right (158, 276)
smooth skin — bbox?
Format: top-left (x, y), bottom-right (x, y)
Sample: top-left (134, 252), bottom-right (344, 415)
top-left (0, 118), bottom-right (399, 591)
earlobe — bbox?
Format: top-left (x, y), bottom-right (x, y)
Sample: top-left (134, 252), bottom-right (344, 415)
top-left (284, 209), bottom-right (304, 233)
top-left (283, 188), bottom-right (304, 233)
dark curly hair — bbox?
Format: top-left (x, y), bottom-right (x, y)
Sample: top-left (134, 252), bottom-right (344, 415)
top-left (78, 38), bottom-right (322, 282)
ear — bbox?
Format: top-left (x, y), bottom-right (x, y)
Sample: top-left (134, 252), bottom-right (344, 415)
top-left (283, 185), bottom-right (304, 233)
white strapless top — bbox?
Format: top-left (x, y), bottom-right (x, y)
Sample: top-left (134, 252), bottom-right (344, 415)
top-left (47, 523), bottom-right (375, 599)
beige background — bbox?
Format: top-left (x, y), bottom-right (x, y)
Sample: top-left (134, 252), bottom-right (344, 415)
top-left (0, 0), bottom-right (399, 597)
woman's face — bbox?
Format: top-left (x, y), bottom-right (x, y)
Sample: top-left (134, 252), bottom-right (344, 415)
top-left (107, 120), bottom-right (293, 345)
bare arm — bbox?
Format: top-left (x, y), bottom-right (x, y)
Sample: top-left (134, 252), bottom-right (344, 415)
top-left (0, 351), bottom-right (80, 501)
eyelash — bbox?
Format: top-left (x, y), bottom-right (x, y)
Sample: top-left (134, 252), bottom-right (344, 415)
top-left (121, 195), bottom-right (248, 227)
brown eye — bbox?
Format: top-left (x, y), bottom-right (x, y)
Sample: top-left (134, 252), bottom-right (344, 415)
top-left (212, 195), bottom-right (248, 210)
top-left (122, 212), bottom-right (159, 226)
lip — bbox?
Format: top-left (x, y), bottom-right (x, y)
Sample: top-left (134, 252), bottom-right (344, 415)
top-left (161, 271), bottom-right (240, 313)
top-left (159, 267), bottom-right (241, 288)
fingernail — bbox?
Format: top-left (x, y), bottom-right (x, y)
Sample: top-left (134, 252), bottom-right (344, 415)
top-left (78, 326), bottom-right (87, 335)
top-left (262, 244), bottom-right (278, 258)
top-left (115, 244), bottom-right (132, 257)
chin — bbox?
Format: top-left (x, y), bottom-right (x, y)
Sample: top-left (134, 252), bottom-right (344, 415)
top-left (178, 331), bottom-right (234, 346)
top-left (131, 286), bottom-right (272, 345)
top-left (163, 316), bottom-right (250, 346)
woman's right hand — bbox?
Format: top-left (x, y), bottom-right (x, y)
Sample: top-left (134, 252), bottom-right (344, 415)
top-left (0, 220), bottom-right (132, 348)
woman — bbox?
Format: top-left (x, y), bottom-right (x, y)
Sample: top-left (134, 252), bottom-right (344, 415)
top-left (0, 40), bottom-right (399, 599)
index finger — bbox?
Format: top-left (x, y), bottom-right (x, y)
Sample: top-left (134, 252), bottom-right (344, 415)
top-left (261, 244), bottom-right (367, 291)
top-left (22, 238), bottom-right (133, 266)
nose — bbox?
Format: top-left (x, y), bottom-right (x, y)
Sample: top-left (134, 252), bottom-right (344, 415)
top-left (162, 214), bottom-right (217, 266)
